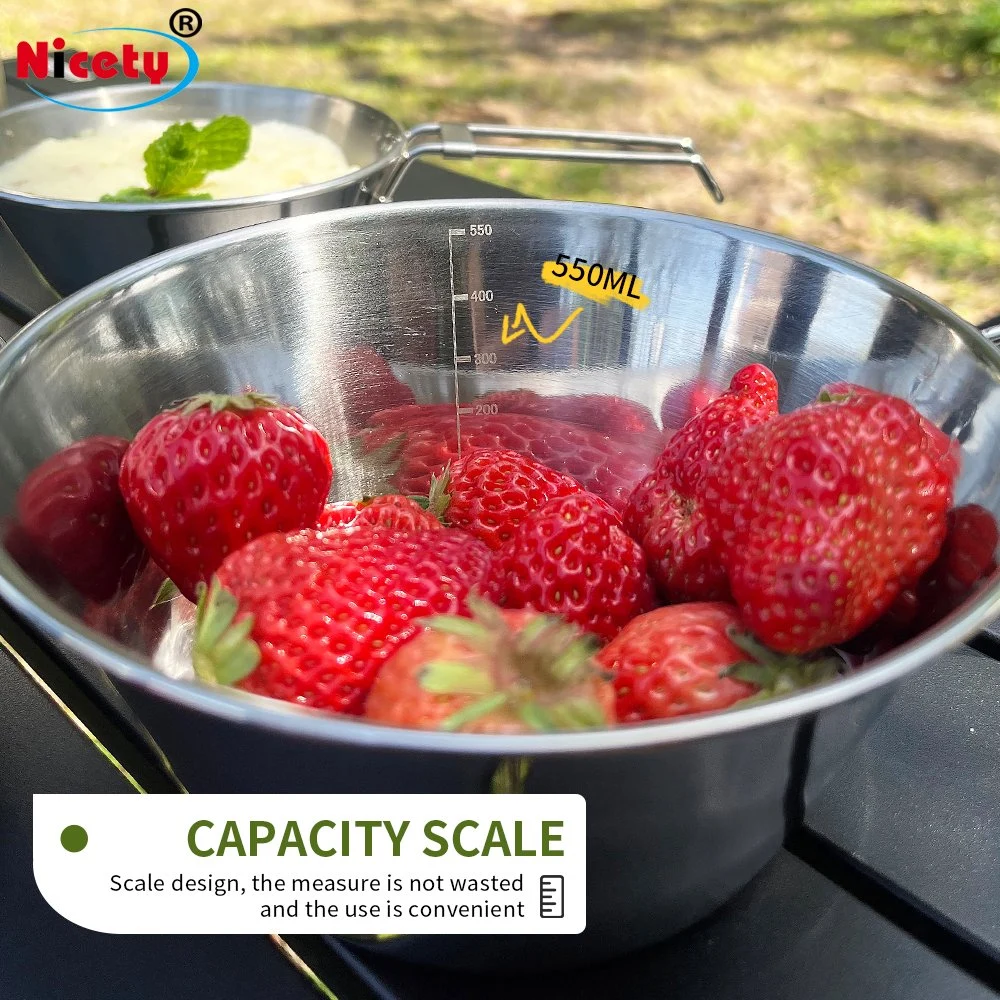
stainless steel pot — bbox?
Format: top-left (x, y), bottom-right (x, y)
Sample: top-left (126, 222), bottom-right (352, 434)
top-left (0, 81), bottom-right (722, 296)
top-left (2, 199), bottom-right (1000, 973)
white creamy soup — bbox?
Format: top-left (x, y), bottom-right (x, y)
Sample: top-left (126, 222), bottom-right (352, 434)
top-left (0, 119), bottom-right (359, 201)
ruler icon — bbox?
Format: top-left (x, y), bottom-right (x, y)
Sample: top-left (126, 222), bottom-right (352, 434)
top-left (539, 875), bottom-right (564, 918)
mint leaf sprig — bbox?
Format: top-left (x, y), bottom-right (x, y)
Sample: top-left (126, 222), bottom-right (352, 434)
top-left (100, 115), bottom-right (251, 203)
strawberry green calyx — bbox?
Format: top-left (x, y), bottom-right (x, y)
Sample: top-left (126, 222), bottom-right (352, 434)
top-left (192, 577), bottom-right (261, 686)
top-left (491, 756), bottom-right (532, 794)
top-left (420, 597), bottom-right (605, 733)
top-left (151, 577), bottom-right (180, 608)
top-left (816, 389), bottom-right (852, 404)
top-left (177, 391), bottom-right (279, 417)
top-left (439, 693), bottom-right (509, 732)
top-left (405, 464), bottom-right (451, 520)
top-left (721, 628), bottom-right (842, 702)
top-left (427, 465), bottom-right (452, 520)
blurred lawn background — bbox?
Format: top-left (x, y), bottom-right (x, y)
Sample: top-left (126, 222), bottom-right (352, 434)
top-left (3, 0), bottom-right (1000, 320)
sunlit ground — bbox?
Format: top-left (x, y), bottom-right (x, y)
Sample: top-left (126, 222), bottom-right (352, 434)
top-left (4, 0), bottom-right (999, 320)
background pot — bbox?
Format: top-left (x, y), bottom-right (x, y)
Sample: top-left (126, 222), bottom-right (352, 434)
top-left (0, 81), bottom-right (721, 296)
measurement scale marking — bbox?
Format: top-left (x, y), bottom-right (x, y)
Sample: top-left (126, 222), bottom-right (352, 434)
top-left (447, 229), bottom-right (463, 457)
top-left (455, 355), bottom-right (472, 364)
top-left (457, 406), bottom-right (475, 415)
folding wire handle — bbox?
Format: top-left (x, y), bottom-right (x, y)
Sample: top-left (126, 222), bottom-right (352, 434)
top-left (370, 122), bottom-right (724, 204)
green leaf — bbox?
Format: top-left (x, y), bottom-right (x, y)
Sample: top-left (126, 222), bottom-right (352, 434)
top-left (144, 121), bottom-right (208, 196)
top-left (100, 187), bottom-right (159, 203)
top-left (99, 188), bottom-right (212, 203)
top-left (197, 115), bottom-right (252, 171)
top-left (99, 115), bottom-right (254, 203)
top-left (161, 192), bottom-right (214, 202)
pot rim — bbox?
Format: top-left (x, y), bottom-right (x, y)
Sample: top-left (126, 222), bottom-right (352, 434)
top-left (3, 198), bottom-right (1000, 755)
top-left (0, 81), bottom-right (405, 211)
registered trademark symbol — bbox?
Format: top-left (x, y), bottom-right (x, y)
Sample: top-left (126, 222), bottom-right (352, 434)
top-left (169, 8), bottom-right (203, 37)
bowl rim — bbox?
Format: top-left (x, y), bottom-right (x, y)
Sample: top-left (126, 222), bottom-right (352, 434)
top-left (3, 197), bottom-right (1000, 755)
top-left (0, 81), bottom-right (405, 210)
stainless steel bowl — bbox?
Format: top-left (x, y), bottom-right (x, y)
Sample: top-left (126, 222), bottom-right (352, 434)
top-left (0, 81), bottom-right (721, 296)
top-left (2, 199), bottom-right (1000, 973)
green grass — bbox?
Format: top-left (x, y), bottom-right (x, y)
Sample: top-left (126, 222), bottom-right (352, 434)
top-left (4, 0), bottom-right (1000, 319)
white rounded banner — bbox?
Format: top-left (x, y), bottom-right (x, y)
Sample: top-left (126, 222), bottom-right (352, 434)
top-left (33, 793), bottom-right (586, 934)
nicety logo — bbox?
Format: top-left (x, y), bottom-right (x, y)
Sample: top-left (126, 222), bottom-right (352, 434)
top-left (18, 37), bottom-right (169, 85)
top-left (14, 22), bottom-right (200, 112)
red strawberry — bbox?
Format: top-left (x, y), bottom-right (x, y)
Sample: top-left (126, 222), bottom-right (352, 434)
top-left (317, 501), bottom-right (363, 529)
top-left (333, 348), bottom-right (415, 428)
top-left (476, 390), bottom-right (658, 435)
top-left (659, 377), bottom-right (723, 430)
top-left (496, 492), bottom-right (655, 642)
top-left (317, 495), bottom-right (441, 533)
top-left (365, 599), bottom-right (615, 732)
top-left (368, 392), bottom-right (659, 438)
top-left (359, 412), bottom-right (662, 514)
top-left (598, 603), bottom-right (756, 722)
top-left (598, 602), bottom-right (839, 723)
top-left (2, 517), bottom-right (67, 596)
top-left (82, 558), bottom-right (172, 650)
top-left (440, 448), bottom-right (584, 552)
top-left (704, 391), bottom-right (954, 653)
top-left (15, 436), bottom-right (146, 602)
top-left (192, 525), bottom-right (495, 714)
top-left (853, 503), bottom-right (999, 652)
top-left (119, 392), bottom-right (333, 602)
top-left (933, 503), bottom-right (999, 590)
top-left (820, 381), bottom-right (960, 482)
top-left (624, 364), bottom-right (779, 601)
top-left (367, 403), bottom-right (456, 430)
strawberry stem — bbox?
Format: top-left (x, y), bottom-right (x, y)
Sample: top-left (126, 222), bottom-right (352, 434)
top-left (178, 391), bottom-right (278, 416)
top-left (722, 627), bottom-right (842, 696)
top-left (422, 597), bottom-right (607, 733)
top-left (192, 578), bottom-right (261, 686)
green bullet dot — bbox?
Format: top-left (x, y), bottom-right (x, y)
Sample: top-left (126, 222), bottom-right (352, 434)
top-left (61, 825), bottom-right (88, 853)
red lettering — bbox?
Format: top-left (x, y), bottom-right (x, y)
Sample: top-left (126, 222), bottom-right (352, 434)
top-left (67, 51), bottom-right (89, 79)
top-left (15, 41), bottom-right (47, 79)
top-left (143, 50), bottom-right (169, 86)
top-left (91, 51), bottom-right (117, 79)
top-left (121, 43), bottom-right (140, 79)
